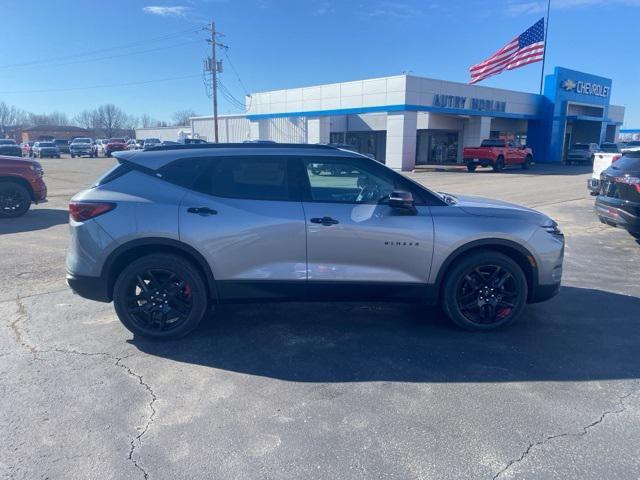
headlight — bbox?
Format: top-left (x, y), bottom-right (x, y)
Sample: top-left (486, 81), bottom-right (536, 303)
top-left (542, 219), bottom-right (563, 237)
top-left (30, 163), bottom-right (43, 176)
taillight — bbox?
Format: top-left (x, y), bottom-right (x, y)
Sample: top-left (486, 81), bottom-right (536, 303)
top-left (614, 175), bottom-right (640, 194)
top-left (69, 202), bottom-right (116, 221)
top-left (612, 155), bottom-right (622, 163)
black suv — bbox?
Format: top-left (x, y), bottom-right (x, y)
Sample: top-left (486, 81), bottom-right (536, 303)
top-left (596, 152), bottom-right (640, 238)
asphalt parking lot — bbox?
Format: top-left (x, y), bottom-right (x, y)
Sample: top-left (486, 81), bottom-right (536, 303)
top-left (1, 156), bottom-right (639, 479)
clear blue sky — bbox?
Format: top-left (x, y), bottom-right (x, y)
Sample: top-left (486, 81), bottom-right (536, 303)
top-left (1, 0), bottom-right (638, 126)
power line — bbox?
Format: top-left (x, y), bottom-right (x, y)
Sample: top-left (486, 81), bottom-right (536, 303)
top-left (222, 49), bottom-right (250, 97)
top-left (0, 73), bottom-right (201, 94)
top-left (0, 26), bottom-right (206, 70)
top-left (0, 39), bottom-right (203, 72)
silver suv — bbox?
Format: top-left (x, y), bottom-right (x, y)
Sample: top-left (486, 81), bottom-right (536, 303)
top-left (66, 144), bottom-right (564, 339)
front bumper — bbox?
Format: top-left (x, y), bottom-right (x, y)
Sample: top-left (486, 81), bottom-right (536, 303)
top-left (67, 272), bottom-right (111, 302)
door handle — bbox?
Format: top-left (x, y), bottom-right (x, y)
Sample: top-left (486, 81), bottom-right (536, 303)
top-left (187, 207), bottom-right (218, 216)
top-left (310, 216), bottom-right (339, 226)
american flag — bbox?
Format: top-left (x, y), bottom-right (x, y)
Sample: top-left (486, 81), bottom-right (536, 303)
top-left (469, 18), bottom-right (545, 84)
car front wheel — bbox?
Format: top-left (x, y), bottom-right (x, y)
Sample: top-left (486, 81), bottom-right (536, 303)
top-left (113, 254), bottom-right (209, 339)
top-left (0, 182), bottom-right (31, 218)
top-left (466, 164), bottom-right (477, 172)
top-left (442, 251), bottom-right (527, 330)
top-left (493, 156), bottom-right (505, 172)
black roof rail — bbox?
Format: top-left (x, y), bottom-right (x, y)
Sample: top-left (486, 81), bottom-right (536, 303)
top-left (144, 143), bottom-right (339, 152)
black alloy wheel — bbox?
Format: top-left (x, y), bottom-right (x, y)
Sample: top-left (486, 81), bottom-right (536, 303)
top-left (0, 182), bottom-right (31, 218)
top-left (442, 251), bottom-right (527, 330)
top-left (113, 254), bottom-right (208, 338)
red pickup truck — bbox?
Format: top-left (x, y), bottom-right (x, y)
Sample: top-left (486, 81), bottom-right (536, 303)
top-left (0, 155), bottom-right (47, 217)
top-left (463, 139), bottom-right (533, 172)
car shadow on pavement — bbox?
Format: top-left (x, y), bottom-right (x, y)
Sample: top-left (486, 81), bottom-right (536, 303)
top-left (129, 286), bottom-right (639, 383)
top-left (0, 208), bottom-right (68, 234)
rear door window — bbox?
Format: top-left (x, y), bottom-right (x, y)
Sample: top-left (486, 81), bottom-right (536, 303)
top-left (195, 156), bottom-right (291, 201)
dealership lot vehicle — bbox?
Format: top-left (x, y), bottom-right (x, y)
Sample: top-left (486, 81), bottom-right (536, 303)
top-left (596, 152), bottom-right (640, 238)
top-left (463, 139), bottom-right (533, 172)
top-left (588, 151), bottom-right (622, 194)
top-left (0, 139), bottom-right (23, 157)
top-left (105, 138), bottom-right (127, 157)
top-left (566, 142), bottom-right (599, 165)
top-left (32, 141), bottom-right (61, 158)
top-left (600, 142), bottom-right (620, 153)
top-left (0, 154), bottom-right (46, 217)
top-left (69, 138), bottom-right (97, 158)
top-left (54, 139), bottom-right (70, 154)
top-left (67, 144), bottom-right (563, 339)
top-left (142, 137), bottom-right (162, 148)
top-left (95, 139), bottom-right (106, 156)
top-left (622, 140), bottom-right (640, 153)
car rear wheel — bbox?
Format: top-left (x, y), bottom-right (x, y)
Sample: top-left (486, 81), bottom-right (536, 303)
top-left (466, 164), bottom-right (477, 172)
top-left (493, 156), bottom-right (505, 172)
top-left (0, 182), bottom-right (31, 218)
top-left (442, 251), bottom-right (527, 330)
top-left (113, 254), bottom-right (209, 339)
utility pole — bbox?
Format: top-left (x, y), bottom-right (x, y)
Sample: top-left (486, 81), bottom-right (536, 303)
top-left (205, 21), bottom-right (225, 143)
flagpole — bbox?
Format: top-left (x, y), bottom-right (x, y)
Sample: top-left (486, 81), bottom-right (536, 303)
top-left (539, 0), bottom-right (551, 94)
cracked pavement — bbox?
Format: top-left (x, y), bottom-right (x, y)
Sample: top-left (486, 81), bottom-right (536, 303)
top-left (1, 157), bottom-right (639, 479)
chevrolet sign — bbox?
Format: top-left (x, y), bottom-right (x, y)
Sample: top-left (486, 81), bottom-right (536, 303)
top-left (561, 79), bottom-right (609, 98)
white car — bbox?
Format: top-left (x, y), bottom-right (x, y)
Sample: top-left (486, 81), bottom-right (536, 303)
top-left (143, 138), bottom-right (162, 149)
top-left (588, 151), bottom-right (623, 194)
top-left (95, 139), bottom-right (106, 156)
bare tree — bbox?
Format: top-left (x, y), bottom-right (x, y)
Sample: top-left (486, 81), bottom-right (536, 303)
top-left (95, 104), bottom-right (127, 138)
top-left (73, 109), bottom-right (100, 130)
top-left (139, 114), bottom-right (157, 128)
top-left (28, 111), bottom-right (69, 126)
top-left (171, 109), bottom-right (197, 126)
top-left (0, 102), bottom-right (29, 135)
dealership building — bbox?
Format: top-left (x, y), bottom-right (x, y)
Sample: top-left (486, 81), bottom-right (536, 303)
top-left (137, 66), bottom-right (626, 171)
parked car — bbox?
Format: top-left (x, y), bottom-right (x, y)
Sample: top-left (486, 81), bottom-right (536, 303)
top-left (595, 152), bottom-right (640, 239)
top-left (621, 140), bottom-right (640, 154)
top-left (70, 138), bottom-right (98, 158)
top-left (600, 142), bottom-right (620, 153)
top-left (66, 143), bottom-right (564, 339)
top-left (32, 141), bottom-right (61, 158)
top-left (0, 139), bottom-right (23, 157)
top-left (587, 152), bottom-right (622, 195)
top-left (142, 138), bottom-right (162, 149)
top-left (463, 139), bottom-right (533, 172)
top-left (565, 143), bottom-right (599, 165)
top-left (105, 138), bottom-right (127, 157)
top-left (94, 139), bottom-right (106, 156)
top-left (54, 139), bottom-right (70, 154)
top-left (0, 155), bottom-right (47, 217)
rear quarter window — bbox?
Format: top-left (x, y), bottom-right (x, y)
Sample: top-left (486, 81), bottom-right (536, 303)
top-left (157, 157), bottom-right (211, 189)
top-left (94, 162), bottom-right (133, 186)
top-left (610, 153), bottom-right (640, 172)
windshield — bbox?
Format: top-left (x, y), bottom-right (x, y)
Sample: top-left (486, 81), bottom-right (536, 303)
top-left (627, 141), bottom-right (640, 147)
top-left (39, 142), bottom-right (55, 147)
top-left (600, 143), bottom-right (618, 152)
top-left (480, 139), bottom-right (505, 147)
top-left (571, 144), bottom-right (589, 150)
top-left (145, 138), bottom-right (160, 143)
top-left (109, 139), bottom-right (125, 143)
top-left (0, 139), bottom-right (16, 145)
top-left (73, 138), bottom-right (91, 143)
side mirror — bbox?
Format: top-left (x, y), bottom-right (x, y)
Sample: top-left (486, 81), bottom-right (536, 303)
top-left (388, 190), bottom-right (415, 209)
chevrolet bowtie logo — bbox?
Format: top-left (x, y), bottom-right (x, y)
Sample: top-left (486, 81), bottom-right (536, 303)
top-left (561, 79), bottom-right (577, 92)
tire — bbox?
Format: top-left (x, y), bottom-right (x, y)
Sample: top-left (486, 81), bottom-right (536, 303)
top-left (493, 156), bottom-right (505, 172)
top-left (71, 154), bottom-right (75, 158)
top-left (466, 164), bottom-right (477, 172)
top-left (113, 254), bottom-right (208, 339)
top-left (522, 155), bottom-right (532, 170)
top-left (0, 182), bottom-right (31, 218)
top-left (441, 251), bottom-right (528, 331)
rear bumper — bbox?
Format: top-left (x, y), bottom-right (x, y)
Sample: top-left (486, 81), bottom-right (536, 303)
top-left (595, 197), bottom-right (640, 233)
top-left (463, 158), bottom-right (495, 167)
top-left (66, 272), bottom-right (111, 302)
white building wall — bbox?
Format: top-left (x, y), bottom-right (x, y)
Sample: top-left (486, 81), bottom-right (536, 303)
top-left (386, 111), bottom-right (417, 171)
top-left (608, 105), bottom-right (625, 123)
top-left (135, 126), bottom-right (189, 142)
top-left (190, 115), bottom-right (251, 142)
